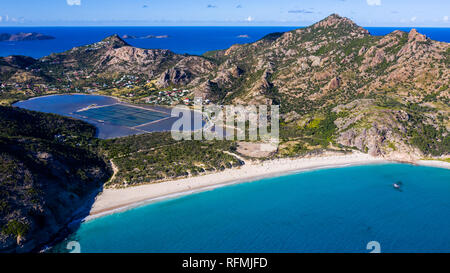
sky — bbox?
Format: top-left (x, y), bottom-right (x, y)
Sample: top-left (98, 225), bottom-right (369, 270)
top-left (0, 0), bottom-right (449, 27)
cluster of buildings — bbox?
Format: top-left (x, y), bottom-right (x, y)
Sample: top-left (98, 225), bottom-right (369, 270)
top-left (79, 74), bottom-right (145, 91)
top-left (0, 80), bottom-right (59, 94)
top-left (112, 75), bottom-right (143, 89)
top-left (1, 68), bottom-right (211, 108)
top-left (144, 88), bottom-right (192, 105)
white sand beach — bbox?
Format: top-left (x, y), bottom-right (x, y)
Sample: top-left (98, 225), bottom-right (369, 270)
top-left (87, 151), bottom-right (390, 220)
top-left (417, 160), bottom-right (450, 169)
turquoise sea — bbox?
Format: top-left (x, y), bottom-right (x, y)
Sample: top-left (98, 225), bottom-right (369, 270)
top-left (53, 164), bottom-right (450, 253)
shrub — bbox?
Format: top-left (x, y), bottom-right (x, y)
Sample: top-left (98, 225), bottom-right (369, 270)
top-left (1, 220), bottom-right (29, 237)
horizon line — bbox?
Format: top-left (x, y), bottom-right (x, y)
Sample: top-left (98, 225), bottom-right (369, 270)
top-left (1, 25), bottom-right (450, 28)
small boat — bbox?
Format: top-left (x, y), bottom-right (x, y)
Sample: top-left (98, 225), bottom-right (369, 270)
top-left (393, 181), bottom-right (403, 190)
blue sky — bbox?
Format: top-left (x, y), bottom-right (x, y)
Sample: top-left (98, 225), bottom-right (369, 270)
top-left (0, 0), bottom-right (449, 27)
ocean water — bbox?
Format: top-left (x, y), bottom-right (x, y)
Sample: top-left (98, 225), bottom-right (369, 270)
top-left (52, 164), bottom-right (450, 253)
top-left (0, 27), bottom-right (296, 58)
top-left (0, 27), bottom-right (449, 58)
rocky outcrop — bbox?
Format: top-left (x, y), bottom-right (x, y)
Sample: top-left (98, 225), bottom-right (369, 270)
top-left (157, 68), bottom-right (191, 87)
top-left (312, 14), bottom-right (369, 36)
top-left (156, 56), bottom-right (216, 87)
top-left (213, 63), bottom-right (243, 85)
top-left (97, 47), bottom-right (178, 76)
top-left (332, 100), bottom-right (429, 160)
top-left (408, 29), bottom-right (428, 43)
top-left (328, 76), bottom-right (341, 90)
top-left (193, 80), bottom-right (223, 100)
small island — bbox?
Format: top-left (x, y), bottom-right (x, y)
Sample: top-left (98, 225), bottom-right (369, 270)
top-left (121, 34), bottom-right (169, 39)
top-left (0, 32), bottom-right (55, 42)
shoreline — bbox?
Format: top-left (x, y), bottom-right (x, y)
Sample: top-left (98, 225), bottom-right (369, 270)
top-left (87, 153), bottom-right (450, 221)
top-left (87, 152), bottom-right (391, 221)
top-left (417, 159), bottom-right (450, 169)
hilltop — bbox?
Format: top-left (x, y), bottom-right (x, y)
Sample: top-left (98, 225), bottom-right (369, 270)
top-left (201, 14), bottom-right (450, 160)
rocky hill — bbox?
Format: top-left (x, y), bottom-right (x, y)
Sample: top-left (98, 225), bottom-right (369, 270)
top-left (0, 14), bottom-right (448, 160)
top-left (199, 14), bottom-right (449, 160)
top-left (202, 14), bottom-right (448, 105)
top-left (0, 106), bottom-right (111, 252)
top-left (0, 34), bottom-right (215, 99)
top-left (38, 34), bottom-right (215, 87)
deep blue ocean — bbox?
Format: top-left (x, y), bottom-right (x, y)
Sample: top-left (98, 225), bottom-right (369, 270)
top-left (51, 164), bottom-right (450, 253)
top-left (0, 27), bottom-right (449, 58)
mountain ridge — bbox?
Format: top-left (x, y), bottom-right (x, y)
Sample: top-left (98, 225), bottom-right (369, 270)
top-left (0, 14), bottom-right (449, 160)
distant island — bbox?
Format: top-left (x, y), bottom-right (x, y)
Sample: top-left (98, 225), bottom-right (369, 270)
top-left (0, 32), bottom-right (55, 42)
top-left (121, 34), bottom-right (169, 39)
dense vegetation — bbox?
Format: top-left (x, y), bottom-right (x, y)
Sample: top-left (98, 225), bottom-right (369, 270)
top-left (0, 106), bottom-right (111, 252)
top-left (99, 133), bottom-right (242, 186)
top-left (0, 105), bottom-right (249, 251)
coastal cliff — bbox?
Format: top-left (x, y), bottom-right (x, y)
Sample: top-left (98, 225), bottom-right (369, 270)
top-left (0, 106), bottom-right (111, 252)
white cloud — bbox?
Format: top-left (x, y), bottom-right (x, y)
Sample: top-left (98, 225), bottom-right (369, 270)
top-left (366, 0), bottom-right (381, 6)
top-left (246, 16), bottom-right (253, 22)
top-left (67, 0), bottom-right (81, 6)
top-left (411, 16), bottom-right (417, 22)
top-left (0, 16), bottom-right (2, 23)
top-left (444, 16), bottom-right (449, 22)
